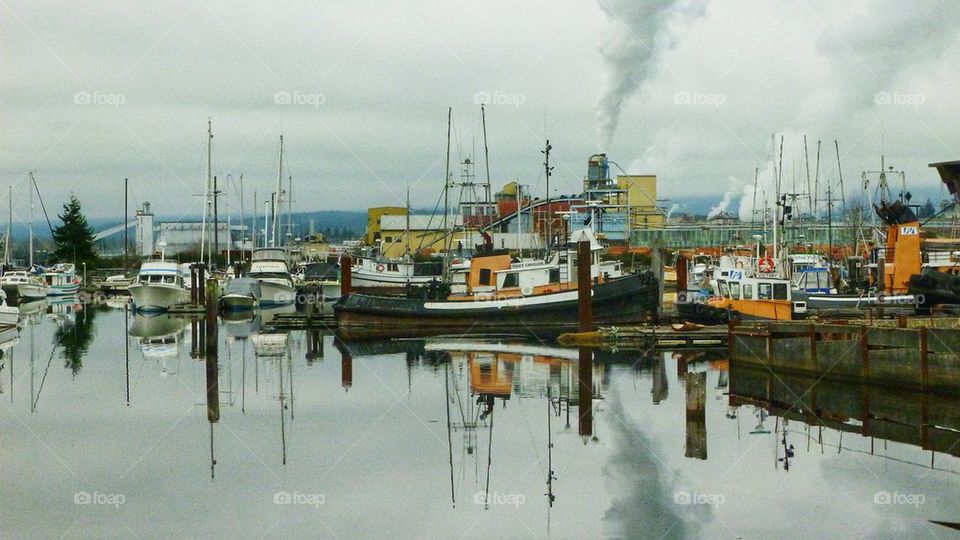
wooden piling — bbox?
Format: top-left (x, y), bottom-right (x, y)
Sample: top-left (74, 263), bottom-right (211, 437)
top-left (340, 254), bottom-right (352, 296)
top-left (578, 347), bottom-right (593, 439)
top-left (685, 371), bottom-right (707, 460)
top-left (676, 254), bottom-right (688, 301)
top-left (577, 240), bottom-right (592, 332)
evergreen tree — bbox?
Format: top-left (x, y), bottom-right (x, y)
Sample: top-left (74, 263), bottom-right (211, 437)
top-left (920, 198), bottom-right (937, 219)
top-left (52, 195), bottom-right (98, 266)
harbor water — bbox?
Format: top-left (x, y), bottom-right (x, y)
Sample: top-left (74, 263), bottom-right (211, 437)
top-left (0, 301), bottom-right (957, 538)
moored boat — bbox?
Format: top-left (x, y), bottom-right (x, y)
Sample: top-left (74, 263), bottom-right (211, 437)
top-left (41, 263), bottom-right (81, 296)
top-left (0, 271), bottom-right (49, 302)
top-left (249, 248), bottom-right (296, 306)
top-left (220, 277), bottom-right (261, 311)
top-left (128, 261), bottom-right (190, 312)
top-left (334, 228), bottom-right (658, 336)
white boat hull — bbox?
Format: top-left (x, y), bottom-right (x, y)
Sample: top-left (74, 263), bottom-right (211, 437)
top-left (258, 281), bottom-right (296, 306)
top-left (222, 294), bottom-right (257, 311)
top-left (0, 306), bottom-right (20, 328)
top-left (1, 283), bottom-right (48, 300)
top-left (129, 284), bottom-right (190, 312)
top-left (47, 284), bottom-right (80, 296)
top-left (351, 270), bottom-right (436, 288)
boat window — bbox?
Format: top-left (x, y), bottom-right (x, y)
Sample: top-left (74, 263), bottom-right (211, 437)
top-left (502, 272), bottom-right (518, 288)
top-left (758, 283), bottom-right (772, 299)
top-left (549, 268), bottom-right (560, 284)
top-left (479, 268), bottom-right (492, 286)
top-left (718, 280), bottom-right (729, 298)
top-left (742, 284), bottom-right (753, 300)
top-left (389, 263), bottom-right (399, 272)
top-left (728, 281), bottom-right (741, 299)
top-left (773, 283), bottom-right (788, 300)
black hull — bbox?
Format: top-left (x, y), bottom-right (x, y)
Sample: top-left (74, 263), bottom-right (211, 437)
top-left (334, 273), bottom-right (658, 338)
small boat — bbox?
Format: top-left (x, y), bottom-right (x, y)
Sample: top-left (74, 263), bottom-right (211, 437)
top-left (40, 263), bottom-right (81, 296)
top-left (299, 261), bottom-right (341, 316)
top-left (671, 321), bottom-right (704, 332)
top-left (351, 255), bottom-right (440, 292)
top-left (220, 277), bottom-right (261, 311)
top-left (128, 260), bottom-right (190, 312)
top-left (248, 248), bottom-right (296, 306)
top-left (0, 290), bottom-right (21, 328)
top-left (0, 270), bottom-right (49, 301)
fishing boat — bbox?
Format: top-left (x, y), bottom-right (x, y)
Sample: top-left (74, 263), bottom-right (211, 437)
top-left (0, 271), bottom-right (48, 301)
top-left (350, 255), bottom-right (439, 291)
top-left (128, 260), bottom-right (190, 312)
top-left (334, 228), bottom-right (658, 336)
top-left (40, 263), bottom-right (81, 296)
top-left (220, 277), bottom-right (261, 311)
top-left (248, 248), bottom-right (296, 306)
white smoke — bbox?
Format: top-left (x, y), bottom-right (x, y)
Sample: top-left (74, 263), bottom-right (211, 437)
top-left (594, 0), bottom-right (706, 150)
top-left (666, 203), bottom-right (681, 219)
top-left (707, 177), bottom-right (739, 220)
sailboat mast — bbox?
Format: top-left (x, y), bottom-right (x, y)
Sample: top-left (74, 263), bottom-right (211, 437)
top-left (287, 174), bottom-right (293, 247)
top-left (29, 172), bottom-right (35, 268)
top-left (5, 186), bottom-right (11, 266)
top-left (239, 174), bottom-right (245, 262)
top-left (405, 187), bottom-right (411, 255)
top-left (442, 107), bottom-right (452, 278)
top-left (273, 135), bottom-right (284, 247)
top-left (201, 119), bottom-right (213, 264)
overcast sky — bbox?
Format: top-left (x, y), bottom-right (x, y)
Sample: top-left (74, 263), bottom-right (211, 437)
top-left (2, 0), bottom-right (959, 224)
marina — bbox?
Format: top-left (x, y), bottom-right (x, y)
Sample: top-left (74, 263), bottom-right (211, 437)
top-left (5, 1), bottom-right (960, 537)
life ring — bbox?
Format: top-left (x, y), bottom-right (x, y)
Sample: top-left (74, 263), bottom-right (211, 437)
top-left (758, 256), bottom-right (775, 273)
top-left (735, 260), bottom-right (744, 269)
top-left (376, 264), bottom-right (385, 273)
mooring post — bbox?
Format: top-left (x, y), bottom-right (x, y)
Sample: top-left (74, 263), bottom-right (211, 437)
top-left (190, 264), bottom-right (198, 305)
top-left (578, 347), bottom-right (593, 440)
top-left (340, 254), bottom-right (352, 296)
top-left (685, 371), bottom-right (707, 460)
top-left (577, 239), bottom-right (592, 332)
top-left (198, 264), bottom-right (206, 307)
top-left (676, 254), bottom-right (688, 303)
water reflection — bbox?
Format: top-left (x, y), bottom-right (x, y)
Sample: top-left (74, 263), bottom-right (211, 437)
top-left (0, 309), bottom-right (957, 537)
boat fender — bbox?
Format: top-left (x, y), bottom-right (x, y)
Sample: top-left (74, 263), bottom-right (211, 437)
top-left (376, 264), bottom-right (385, 273)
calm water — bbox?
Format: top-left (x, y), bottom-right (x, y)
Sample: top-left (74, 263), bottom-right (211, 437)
top-left (0, 301), bottom-right (957, 539)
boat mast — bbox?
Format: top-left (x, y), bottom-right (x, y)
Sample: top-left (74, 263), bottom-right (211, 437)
top-left (442, 107), bottom-right (452, 279)
top-left (543, 140), bottom-right (553, 250)
top-left (28, 172), bottom-right (35, 268)
top-left (201, 119), bottom-right (213, 264)
top-left (405, 187), bottom-right (411, 256)
top-left (4, 186), bottom-right (11, 266)
top-left (239, 173), bottom-right (245, 263)
top-left (273, 135), bottom-right (284, 247)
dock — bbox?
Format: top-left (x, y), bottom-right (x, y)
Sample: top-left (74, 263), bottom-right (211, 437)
top-left (729, 318), bottom-right (960, 395)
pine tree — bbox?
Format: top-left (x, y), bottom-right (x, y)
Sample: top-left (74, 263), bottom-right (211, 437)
top-left (52, 195), bottom-right (98, 266)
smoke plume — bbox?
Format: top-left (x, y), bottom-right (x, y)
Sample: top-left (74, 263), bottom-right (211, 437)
top-left (594, 0), bottom-right (705, 150)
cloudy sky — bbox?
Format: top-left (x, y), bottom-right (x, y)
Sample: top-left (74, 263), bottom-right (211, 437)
top-left (2, 0), bottom-right (959, 223)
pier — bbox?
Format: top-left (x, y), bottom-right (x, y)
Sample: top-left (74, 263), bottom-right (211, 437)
top-left (729, 319), bottom-right (960, 394)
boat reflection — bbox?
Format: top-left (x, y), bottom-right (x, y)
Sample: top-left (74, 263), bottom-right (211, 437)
top-left (129, 314), bottom-right (189, 372)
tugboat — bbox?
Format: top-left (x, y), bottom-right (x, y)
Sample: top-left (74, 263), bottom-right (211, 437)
top-left (334, 228), bottom-right (659, 337)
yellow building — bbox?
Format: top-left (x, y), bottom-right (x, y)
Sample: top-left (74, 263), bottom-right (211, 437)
top-left (377, 214), bottom-right (467, 258)
top-left (616, 175), bottom-right (664, 229)
top-left (365, 206), bottom-right (407, 245)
